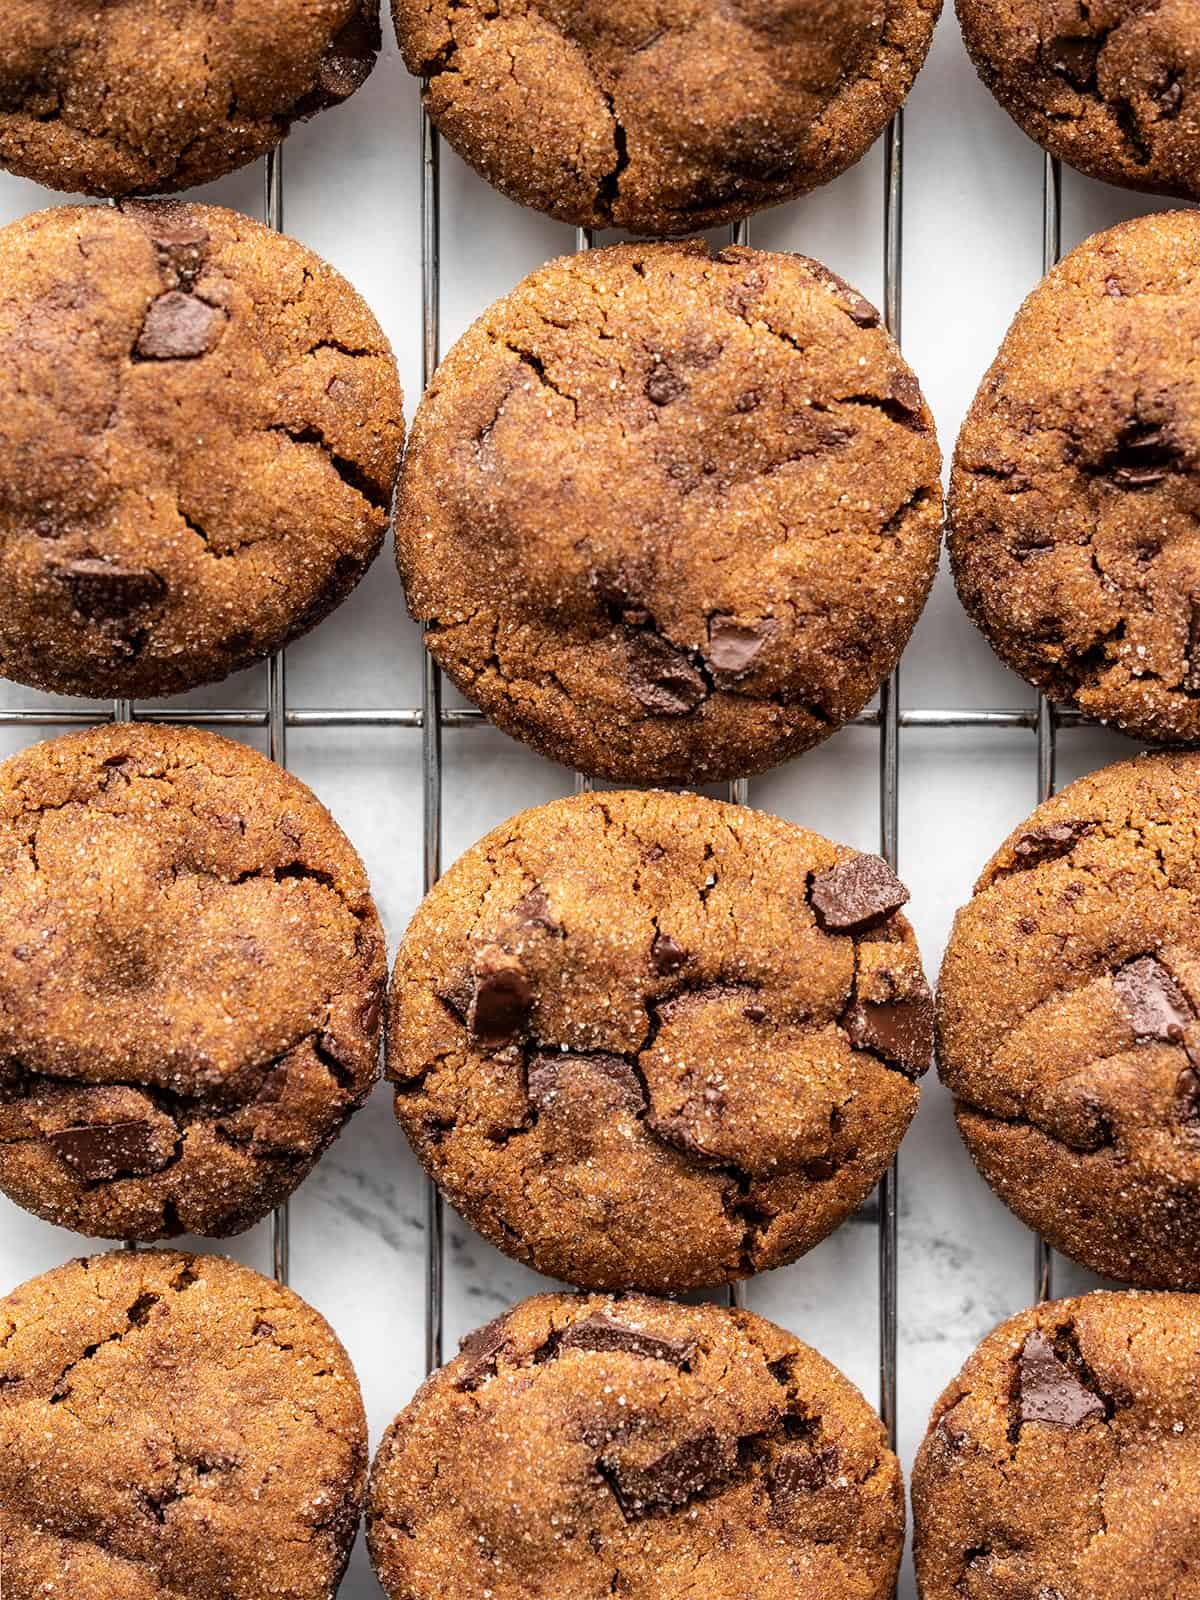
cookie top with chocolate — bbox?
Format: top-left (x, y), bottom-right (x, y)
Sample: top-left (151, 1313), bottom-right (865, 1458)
top-left (950, 210), bottom-right (1200, 744)
top-left (0, 1249), bottom-right (367, 1600)
top-left (391, 0), bottom-right (939, 235)
top-left (913, 1291), bottom-right (1200, 1600)
top-left (397, 241), bottom-right (942, 786)
top-left (958, 0), bottom-right (1200, 202)
top-left (0, 201), bottom-right (403, 701)
top-left (938, 752), bottom-right (1200, 1288)
top-left (368, 1292), bottom-right (905, 1600)
top-left (388, 789), bottom-right (931, 1293)
top-left (0, 723), bottom-right (386, 1241)
top-left (0, 2), bottom-right (379, 196)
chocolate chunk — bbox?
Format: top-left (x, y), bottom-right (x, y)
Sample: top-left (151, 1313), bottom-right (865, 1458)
top-left (1175, 1067), bottom-right (1200, 1127)
top-left (53, 559), bottom-right (165, 621)
top-left (136, 292), bottom-right (222, 360)
top-left (810, 855), bottom-right (909, 932)
top-left (1011, 819), bottom-right (1091, 865)
top-left (511, 885), bottom-right (561, 935)
top-left (456, 1313), bottom-right (512, 1391)
top-left (359, 979), bottom-right (385, 1037)
top-left (314, 5), bottom-right (381, 103)
top-left (889, 371), bottom-right (923, 415)
top-left (1113, 956), bottom-right (1194, 1041)
top-left (1048, 35), bottom-right (1100, 89)
top-left (48, 1120), bottom-right (166, 1182)
top-left (600, 1426), bottom-right (736, 1517)
top-left (645, 367), bottom-right (686, 406)
top-left (468, 944), bottom-right (533, 1047)
top-left (627, 632), bottom-right (707, 717)
top-left (846, 986), bottom-right (933, 1077)
top-left (844, 294), bottom-right (880, 328)
top-left (655, 983), bottom-right (754, 1023)
top-left (1017, 1331), bottom-right (1106, 1428)
top-left (560, 1314), bottom-right (694, 1367)
top-left (122, 200), bottom-right (209, 286)
top-left (769, 1443), bottom-right (839, 1501)
top-left (651, 932), bottom-right (686, 975)
top-left (1157, 74), bottom-right (1184, 117)
top-left (526, 1052), bottom-right (645, 1115)
top-left (706, 614), bottom-right (774, 677)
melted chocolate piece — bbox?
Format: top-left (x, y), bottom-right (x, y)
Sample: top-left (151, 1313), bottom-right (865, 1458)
top-left (48, 1120), bottom-right (167, 1182)
top-left (600, 1426), bottom-right (736, 1518)
top-left (560, 1314), bottom-right (694, 1367)
top-left (54, 559), bottom-right (165, 620)
top-left (122, 200), bottom-right (209, 286)
top-left (645, 367), bottom-right (686, 406)
top-left (511, 886), bottom-right (560, 935)
top-left (627, 633), bottom-right (707, 716)
top-left (1011, 819), bottom-right (1091, 865)
top-left (651, 932), bottom-right (686, 975)
top-left (468, 944), bottom-right (533, 1047)
top-left (456, 1313), bottom-right (512, 1391)
top-left (526, 1052), bottom-right (645, 1115)
top-left (706, 614), bottom-right (774, 676)
top-left (1113, 956), bottom-right (1194, 1041)
top-left (1175, 1066), bottom-right (1200, 1127)
top-left (810, 855), bottom-right (909, 932)
top-left (136, 292), bottom-right (222, 360)
top-left (845, 987), bottom-right (933, 1077)
top-left (769, 1443), bottom-right (839, 1501)
top-left (1017, 1331), bottom-right (1106, 1429)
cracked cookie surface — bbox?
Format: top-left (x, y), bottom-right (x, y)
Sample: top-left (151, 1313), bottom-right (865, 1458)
top-left (937, 752), bottom-right (1200, 1288)
top-left (0, 2), bottom-right (379, 196)
top-left (950, 210), bottom-right (1200, 743)
top-left (396, 241), bottom-right (942, 786)
top-left (913, 1291), bottom-right (1200, 1600)
top-left (0, 1249), bottom-right (367, 1600)
top-left (391, 0), bottom-right (940, 234)
top-left (958, 0), bottom-right (1200, 201)
top-left (0, 723), bottom-right (386, 1241)
top-left (387, 789), bottom-right (931, 1293)
top-left (368, 1291), bottom-right (904, 1600)
top-left (0, 201), bottom-right (404, 701)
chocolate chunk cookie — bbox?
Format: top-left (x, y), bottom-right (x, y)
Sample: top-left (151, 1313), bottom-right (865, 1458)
top-left (913, 1291), bottom-right (1200, 1600)
top-left (949, 210), bottom-right (1200, 744)
top-left (392, 0), bottom-right (940, 235)
top-left (0, 723), bottom-right (386, 1240)
top-left (368, 1292), bottom-right (905, 1600)
top-left (0, 1249), bottom-right (367, 1600)
top-left (937, 752), bottom-right (1200, 1288)
top-left (0, 201), bottom-right (404, 701)
top-left (958, 0), bottom-right (1200, 202)
top-left (397, 240), bottom-right (943, 786)
top-left (388, 789), bottom-right (932, 1293)
top-left (0, 2), bottom-right (379, 197)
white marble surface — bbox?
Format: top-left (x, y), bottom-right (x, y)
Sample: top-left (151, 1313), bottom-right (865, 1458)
top-left (0, 11), bottom-right (1175, 1597)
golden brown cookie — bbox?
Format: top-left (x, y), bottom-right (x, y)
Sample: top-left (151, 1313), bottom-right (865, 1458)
top-left (368, 1292), bottom-right (905, 1600)
top-left (913, 1291), bottom-right (1200, 1600)
top-left (0, 723), bottom-right (386, 1241)
top-left (958, 0), bottom-right (1200, 202)
top-left (0, 1249), bottom-right (367, 1600)
top-left (388, 789), bottom-right (932, 1293)
top-left (391, 0), bottom-right (940, 235)
top-left (0, 200), bottom-right (404, 701)
top-left (0, 2), bottom-right (379, 196)
top-left (397, 240), bottom-right (943, 786)
top-left (950, 210), bottom-right (1200, 744)
top-left (938, 752), bottom-right (1200, 1288)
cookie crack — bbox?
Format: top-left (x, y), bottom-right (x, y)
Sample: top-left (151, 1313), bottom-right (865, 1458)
top-left (268, 423), bottom-right (388, 510)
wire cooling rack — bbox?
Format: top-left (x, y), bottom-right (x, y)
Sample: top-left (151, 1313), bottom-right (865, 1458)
top-left (0, 93), bottom-right (1071, 1509)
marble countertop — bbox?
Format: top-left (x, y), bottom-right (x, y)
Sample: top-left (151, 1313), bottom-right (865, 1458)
top-left (0, 12), bottom-right (1161, 1596)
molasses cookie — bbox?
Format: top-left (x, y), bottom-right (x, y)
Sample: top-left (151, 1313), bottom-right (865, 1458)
top-left (0, 723), bottom-right (386, 1240)
top-left (0, 1249), bottom-right (367, 1600)
top-left (0, 2), bottom-right (379, 197)
top-left (938, 752), bottom-right (1200, 1288)
top-left (913, 1291), bottom-right (1200, 1600)
top-left (392, 0), bottom-right (940, 235)
top-left (397, 240), bottom-right (942, 786)
top-left (388, 789), bottom-right (932, 1293)
top-left (0, 200), bottom-right (404, 701)
top-left (368, 1292), bottom-right (905, 1600)
top-left (958, 0), bottom-right (1200, 202)
top-left (950, 210), bottom-right (1200, 743)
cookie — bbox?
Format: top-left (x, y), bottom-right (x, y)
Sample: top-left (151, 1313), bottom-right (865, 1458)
top-left (949, 210), bottom-right (1200, 744)
top-left (368, 1292), bottom-right (905, 1600)
top-left (391, 0), bottom-right (940, 235)
top-left (958, 0), bottom-right (1200, 202)
top-left (0, 723), bottom-right (386, 1241)
top-left (0, 1249), bottom-right (367, 1600)
top-left (396, 240), bottom-right (943, 786)
top-left (0, 200), bottom-right (404, 701)
top-left (0, 2), bottom-right (379, 196)
top-left (913, 1290), bottom-right (1200, 1600)
top-left (387, 789), bottom-right (931, 1293)
top-left (937, 752), bottom-right (1200, 1288)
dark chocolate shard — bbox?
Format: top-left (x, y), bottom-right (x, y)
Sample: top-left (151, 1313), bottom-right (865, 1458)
top-left (600, 1426), bottom-right (737, 1518)
top-left (1175, 1066), bottom-right (1200, 1127)
top-left (626, 632), bottom-right (707, 717)
top-left (48, 1120), bottom-right (167, 1182)
top-left (769, 1444), bottom-right (839, 1502)
top-left (456, 1312), bottom-right (512, 1391)
top-left (1017, 1331), bottom-right (1106, 1429)
top-left (312, 3), bottom-right (381, 105)
top-left (526, 1051), bottom-right (645, 1115)
top-left (1113, 956), bottom-right (1194, 1042)
top-left (845, 986), bottom-right (933, 1077)
top-left (136, 292), bottom-right (222, 360)
top-left (468, 944), bottom-right (532, 1048)
top-left (560, 1314), bottom-right (694, 1367)
top-left (651, 932), bottom-right (686, 975)
top-left (1011, 819), bottom-right (1091, 866)
top-left (810, 855), bottom-right (909, 932)
top-left (1048, 34), bottom-right (1100, 89)
top-left (53, 559), bottom-right (165, 621)
top-left (511, 886), bottom-right (560, 935)
top-left (705, 614), bottom-right (775, 677)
